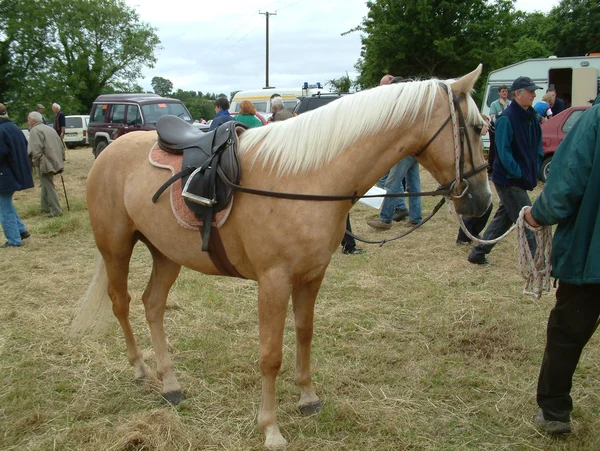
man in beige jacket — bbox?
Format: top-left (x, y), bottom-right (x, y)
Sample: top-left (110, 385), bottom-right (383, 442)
top-left (28, 111), bottom-right (64, 217)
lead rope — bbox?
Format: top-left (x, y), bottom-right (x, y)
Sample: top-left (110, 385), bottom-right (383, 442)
top-left (452, 206), bottom-right (552, 299)
top-left (516, 208), bottom-right (553, 299)
top-left (451, 198), bottom-right (553, 299)
top-left (443, 86), bottom-right (552, 299)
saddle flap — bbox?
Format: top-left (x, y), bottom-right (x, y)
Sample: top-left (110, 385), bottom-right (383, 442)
top-left (180, 122), bottom-right (241, 215)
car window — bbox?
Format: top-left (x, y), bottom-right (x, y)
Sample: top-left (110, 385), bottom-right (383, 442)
top-left (110, 104), bottom-right (126, 124)
top-left (253, 102), bottom-right (268, 113)
top-left (561, 110), bottom-right (585, 134)
top-left (126, 105), bottom-right (142, 125)
top-left (142, 102), bottom-right (191, 124)
top-left (66, 117), bottom-right (82, 128)
top-left (91, 104), bottom-right (108, 123)
top-left (283, 100), bottom-right (298, 112)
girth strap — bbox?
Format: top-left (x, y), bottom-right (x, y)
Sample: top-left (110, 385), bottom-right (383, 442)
top-left (208, 226), bottom-right (245, 278)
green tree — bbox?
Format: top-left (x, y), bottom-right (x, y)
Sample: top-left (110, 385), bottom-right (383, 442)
top-left (171, 89), bottom-right (216, 120)
top-left (0, 0), bottom-right (160, 123)
top-left (545, 0), bottom-right (600, 56)
top-left (327, 72), bottom-right (354, 93)
top-left (50, 0), bottom-right (160, 112)
top-left (354, 0), bottom-right (553, 104)
top-left (151, 76), bottom-right (174, 96)
top-left (0, 0), bottom-right (54, 123)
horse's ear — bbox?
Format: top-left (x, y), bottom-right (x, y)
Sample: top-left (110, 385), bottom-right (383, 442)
top-left (450, 64), bottom-right (483, 94)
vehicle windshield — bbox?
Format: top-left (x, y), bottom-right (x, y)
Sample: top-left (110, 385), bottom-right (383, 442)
top-left (142, 102), bottom-right (192, 124)
top-left (66, 117), bottom-right (83, 128)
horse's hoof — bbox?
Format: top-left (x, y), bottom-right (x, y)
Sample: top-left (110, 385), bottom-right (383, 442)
top-left (134, 373), bottom-right (147, 383)
top-left (299, 400), bottom-right (323, 415)
top-left (161, 390), bottom-right (186, 405)
top-left (264, 431), bottom-right (287, 449)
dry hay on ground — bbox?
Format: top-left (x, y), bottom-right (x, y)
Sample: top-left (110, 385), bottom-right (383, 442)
top-left (1, 147), bottom-right (599, 450)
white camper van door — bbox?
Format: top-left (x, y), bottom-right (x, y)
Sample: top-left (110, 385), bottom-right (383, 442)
top-left (572, 68), bottom-right (598, 106)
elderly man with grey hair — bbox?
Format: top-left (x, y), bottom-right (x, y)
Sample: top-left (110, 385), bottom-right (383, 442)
top-left (28, 111), bottom-right (65, 217)
top-left (270, 97), bottom-right (293, 122)
top-left (51, 102), bottom-right (66, 139)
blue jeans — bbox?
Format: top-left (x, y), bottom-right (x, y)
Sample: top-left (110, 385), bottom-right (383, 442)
top-left (377, 172), bottom-right (405, 213)
top-left (0, 192), bottom-right (28, 245)
top-left (469, 184), bottom-right (536, 259)
top-left (380, 156), bottom-right (422, 223)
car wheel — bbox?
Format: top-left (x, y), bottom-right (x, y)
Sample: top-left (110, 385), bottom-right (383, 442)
top-left (540, 156), bottom-right (552, 183)
top-left (95, 140), bottom-right (108, 158)
top-left (66, 143), bottom-right (75, 149)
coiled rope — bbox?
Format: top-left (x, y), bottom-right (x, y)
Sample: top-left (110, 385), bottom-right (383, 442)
top-left (453, 204), bottom-right (553, 299)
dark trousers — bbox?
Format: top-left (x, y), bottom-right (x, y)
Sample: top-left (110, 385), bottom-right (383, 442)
top-left (457, 203), bottom-right (493, 242)
top-left (341, 215), bottom-right (356, 251)
top-left (537, 282), bottom-right (600, 422)
top-left (469, 184), bottom-right (536, 259)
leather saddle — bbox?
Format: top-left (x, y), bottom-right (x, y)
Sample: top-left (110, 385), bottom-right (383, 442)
top-left (152, 115), bottom-right (245, 252)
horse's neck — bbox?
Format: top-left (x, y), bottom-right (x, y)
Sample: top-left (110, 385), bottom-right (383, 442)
top-left (321, 125), bottom-right (424, 197)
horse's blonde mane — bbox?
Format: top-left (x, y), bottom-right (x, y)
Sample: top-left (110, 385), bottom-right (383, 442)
top-left (238, 79), bottom-right (483, 176)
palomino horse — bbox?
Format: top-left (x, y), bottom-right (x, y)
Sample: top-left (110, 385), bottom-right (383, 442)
top-left (74, 65), bottom-right (491, 448)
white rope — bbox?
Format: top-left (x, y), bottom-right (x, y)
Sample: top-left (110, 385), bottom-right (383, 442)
top-left (516, 208), bottom-right (553, 299)
top-left (442, 83), bottom-right (552, 298)
top-left (451, 203), bottom-right (553, 299)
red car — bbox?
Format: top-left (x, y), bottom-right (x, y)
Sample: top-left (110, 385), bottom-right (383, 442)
top-left (539, 105), bottom-right (590, 182)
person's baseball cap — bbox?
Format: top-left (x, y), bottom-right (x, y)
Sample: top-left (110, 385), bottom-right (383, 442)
top-left (0, 103), bottom-right (7, 118)
top-left (510, 76), bottom-right (542, 92)
top-left (36, 103), bottom-right (45, 109)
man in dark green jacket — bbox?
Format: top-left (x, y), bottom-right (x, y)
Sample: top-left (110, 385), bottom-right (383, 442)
top-left (524, 104), bottom-right (600, 435)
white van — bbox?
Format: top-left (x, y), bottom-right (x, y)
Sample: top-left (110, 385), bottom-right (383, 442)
top-left (481, 55), bottom-right (600, 147)
top-left (230, 85), bottom-right (326, 119)
top-left (64, 114), bottom-right (90, 149)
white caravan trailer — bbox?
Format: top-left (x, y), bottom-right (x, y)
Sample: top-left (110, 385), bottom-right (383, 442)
top-left (481, 55), bottom-right (600, 147)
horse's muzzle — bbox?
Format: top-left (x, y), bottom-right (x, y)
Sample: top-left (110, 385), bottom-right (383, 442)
top-left (452, 178), bottom-right (492, 217)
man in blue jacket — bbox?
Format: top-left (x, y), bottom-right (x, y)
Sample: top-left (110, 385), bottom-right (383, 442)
top-left (0, 103), bottom-right (33, 247)
top-left (209, 97), bottom-right (233, 131)
top-left (523, 104), bottom-right (600, 435)
top-left (468, 76), bottom-right (543, 265)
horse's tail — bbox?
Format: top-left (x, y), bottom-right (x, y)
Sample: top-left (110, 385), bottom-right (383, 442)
top-left (70, 254), bottom-right (114, 336)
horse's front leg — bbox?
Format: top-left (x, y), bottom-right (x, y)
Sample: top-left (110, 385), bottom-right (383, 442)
top-left (257, 272), bottom-right (292, 449)
top-left (292, 274), bottom-right (324, 415)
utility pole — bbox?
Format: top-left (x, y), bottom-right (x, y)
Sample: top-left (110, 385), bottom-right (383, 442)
top-left (259, 11), bottom-right (276, 88)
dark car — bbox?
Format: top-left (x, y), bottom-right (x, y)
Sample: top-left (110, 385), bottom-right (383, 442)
top-left (88, 93), bottom-right (194, 157)
top-left (292, 92), bottom-right (347, 116)
top-left (539, 105), bottom-right (589, 182)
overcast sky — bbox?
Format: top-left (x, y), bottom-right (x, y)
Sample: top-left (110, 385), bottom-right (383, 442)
top-left (124, 0), bottom-right (561, 96)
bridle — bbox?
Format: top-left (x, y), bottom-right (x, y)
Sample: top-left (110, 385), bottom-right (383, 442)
top-left (427, 82), bottom-right (489, 201)
top-left (221, 82), bottom-right (488, 205)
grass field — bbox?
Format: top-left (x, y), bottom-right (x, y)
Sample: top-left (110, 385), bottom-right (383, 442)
top-left (1, 147), bottom-right (598, 450)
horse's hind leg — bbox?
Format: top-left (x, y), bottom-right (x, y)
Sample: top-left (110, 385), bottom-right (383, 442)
top-left (292, 274), bottom-right (324, 415)
top-left (141, 241), bottom-right (183, 404)
top-left (100, 241), bottom-right (149, 381)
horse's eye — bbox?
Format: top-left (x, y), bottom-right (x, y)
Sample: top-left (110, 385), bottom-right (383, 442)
top-left (474, 126), bottom-right (482, 135)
